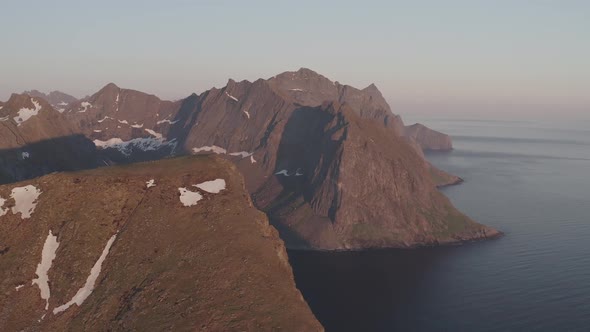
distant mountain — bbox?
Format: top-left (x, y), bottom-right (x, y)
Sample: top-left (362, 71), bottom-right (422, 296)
top-left (0, 156), bottom-right (322, 331)
top-left (404, 123), bottom-right (453, 151)
top-left (23, 90), bottom-right (77, 112)
top-left (2, 68), bottom-right (499, 249)
top-left (0, 94), bottom-right (103, 183)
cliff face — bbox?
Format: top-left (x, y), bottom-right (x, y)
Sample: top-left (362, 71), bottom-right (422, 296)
top-left (404, 123), bottom-right (453, 151)
top-left (0, 156), bottom-right (322, 331)
top-left (254, 102), bottom-right (497, 249)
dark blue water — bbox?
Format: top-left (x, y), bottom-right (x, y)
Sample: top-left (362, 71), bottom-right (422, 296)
top-left (288, 117), bottom-right (590, 331)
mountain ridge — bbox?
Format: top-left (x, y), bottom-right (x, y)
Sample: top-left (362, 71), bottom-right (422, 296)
top-left (0, 68), bottom-right (499, 249)
top-left (0, 156), bottom-right (322, 330)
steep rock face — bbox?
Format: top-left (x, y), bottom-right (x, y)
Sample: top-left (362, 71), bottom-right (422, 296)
top-left (0, 156), bottom-right (322, 331)
top-left (404, 123), bottom-right (453, 151)
top-left (171, 76), bottom-right (498, 249)
top-left (23, 90), bottom-right (77, 112)
top-left (257, 102), bottom-right (497, 249)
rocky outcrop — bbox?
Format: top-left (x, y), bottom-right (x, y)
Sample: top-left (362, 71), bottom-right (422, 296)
top-left (0, 156), bottom-right (322, 331)
top-left (404, 123), bottom-right (453, 151)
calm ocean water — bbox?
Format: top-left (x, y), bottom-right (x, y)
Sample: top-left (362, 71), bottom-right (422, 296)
top-left (288, 117), bottom-right (590, 331)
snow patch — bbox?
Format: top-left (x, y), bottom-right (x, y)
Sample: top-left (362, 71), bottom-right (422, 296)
top-left (58, 101), bottom-right (68, 106)
top-left (0, 116), bottom-right (9, 121)
top-left (0, 197), bottom-right (8, 216)
top-left (53, 234), bottom-right (117, 314)
top-left (22, 152), bottom-right (30, 159)
top-left (146, 179), bottom-right (156, 188)
top-left (194, 179), bottom-right (226, 194)
top-left (118, 119), bottom-right (129, 125)
top-left (15, 284), bottom-right (24, 291)
top-left (14, 99), bottom-right (42, 125)
top-left (94, 137), bottom-right (177, 157)
top-left (156, 119), bottom-right (179, 125)
top-left (78, 101), bottom-right (92, 113)
top-left (57, 108), bottom-right (65, 113)
top-left (11, 185), bottom-right (42, 219)
top-left (93, 138), bottom-right (124, 148)
top-left (178, 188), bottom-right (203, 207)
top-left (243, 110), bottom-right (250, 119)
top-left (32, 231), bottom-right (59, 310)
top-left (130, 123), bottom-right (144, 128)
top-left (228, 151), bottom-right (252, 158)
top-left (193, 146), bottom-right (257, 163)
top-left (97, 116), bottom-right (114, 123)
top-left (275, 169), bottom-right (303, 177)
top-left (144, 128), bottom-right (163, 139)
top-left (275, 170), bottom-right (290, 176)
top-left (192, 146), bottom-right (227, 154)
top-left (225, 91), bottom-right (239, 102)
top-left (289, 88), bottom-right (304, 92)
top-left (115, 93), bottom-right (120, 103)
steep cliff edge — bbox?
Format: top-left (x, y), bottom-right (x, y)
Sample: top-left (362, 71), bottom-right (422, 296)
top-left (0, 156), bottom-right (322, 331)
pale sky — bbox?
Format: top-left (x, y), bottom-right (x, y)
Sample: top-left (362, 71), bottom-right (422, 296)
top-left (1, 0), bottom-right (588, 118)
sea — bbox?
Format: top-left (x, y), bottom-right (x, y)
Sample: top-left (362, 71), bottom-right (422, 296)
top-left (288, 116), bottom-right (590, 331)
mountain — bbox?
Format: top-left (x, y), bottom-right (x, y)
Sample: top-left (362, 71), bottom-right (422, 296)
top-left (159, 68), bottom-right (498, 249)
top-left (23, 90), bottom-right (77, 112)
top-left (64, 83), bottom-right (180, 162)
top-left (404, 123), bottom-right (453, 151)
top-left (0, 94), bottom-right (103, 184)
top-left (0, 156), bottom-right (322, 331)
top-left (3, 68), bottom-right (500, 249)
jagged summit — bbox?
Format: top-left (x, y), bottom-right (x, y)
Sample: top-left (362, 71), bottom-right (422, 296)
top-left (2, 93), bottom-right (51, 116)
top-left (22, 90), bottom-right (77, 111)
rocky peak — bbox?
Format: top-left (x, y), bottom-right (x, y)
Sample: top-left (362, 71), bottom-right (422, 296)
top-left (361, 83), bottom-right (389, 109)
top-left (1, 94), bottom-right (51, 119)
top-left (98, 82), bottom-right (120, 93)
top-left (23, 90), bottom-right (77, 110)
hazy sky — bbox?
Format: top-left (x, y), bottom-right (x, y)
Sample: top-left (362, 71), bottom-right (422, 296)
top-left (1, 0), bottom-right (588, 118)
